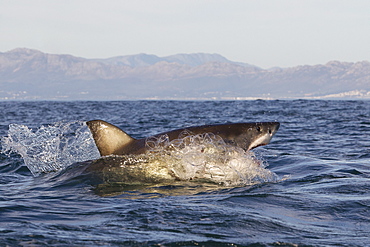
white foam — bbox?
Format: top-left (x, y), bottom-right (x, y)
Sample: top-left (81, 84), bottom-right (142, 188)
top-left (145, 132), bottom-right (279, 186)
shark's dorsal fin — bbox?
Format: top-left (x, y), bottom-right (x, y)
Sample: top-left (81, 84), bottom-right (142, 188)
top-left (86, 120), bottom-right (135, 156)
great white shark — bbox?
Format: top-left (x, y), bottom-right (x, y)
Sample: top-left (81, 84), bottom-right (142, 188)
top-left (86, 120), bottom-right (280, 157)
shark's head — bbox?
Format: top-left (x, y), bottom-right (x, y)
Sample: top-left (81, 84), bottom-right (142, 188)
top-left (182, 121), bottom-right (280, 152)
top-left (223, 122), bottom-right (280, 151)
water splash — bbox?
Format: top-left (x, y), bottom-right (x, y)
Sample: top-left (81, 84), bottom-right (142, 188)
top-left (1, 121), bottom-right (100, 176)
top-left (144, 131), bottom-right (279, 186)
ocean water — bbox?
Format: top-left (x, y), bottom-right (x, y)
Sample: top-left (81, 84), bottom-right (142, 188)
top-left (0, 100), bottom-right (369, 246)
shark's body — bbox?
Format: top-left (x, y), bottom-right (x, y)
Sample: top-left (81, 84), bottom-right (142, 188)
top-left (86, 120), bottom-right (280, 157)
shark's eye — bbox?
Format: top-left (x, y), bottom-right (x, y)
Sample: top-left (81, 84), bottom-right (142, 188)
top-left (256, 126), bottom-right (261, 132)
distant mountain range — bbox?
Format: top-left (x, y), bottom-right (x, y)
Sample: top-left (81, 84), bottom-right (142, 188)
top-left (1, 48), bottom-right (369, 100)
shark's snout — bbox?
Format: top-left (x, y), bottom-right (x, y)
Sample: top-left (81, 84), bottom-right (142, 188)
top-left (269, 122), bottom-right (280, 135)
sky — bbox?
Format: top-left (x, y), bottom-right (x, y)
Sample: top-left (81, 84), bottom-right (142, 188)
top-left (1, 0), bottom-right (370, 68)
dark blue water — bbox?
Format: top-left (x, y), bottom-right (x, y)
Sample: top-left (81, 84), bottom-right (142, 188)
top-left (0, 100), bottom-right (369, 246)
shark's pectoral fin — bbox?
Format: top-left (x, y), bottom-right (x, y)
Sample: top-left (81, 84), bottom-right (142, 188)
top-left (86, 120), bottom-right (135, 156)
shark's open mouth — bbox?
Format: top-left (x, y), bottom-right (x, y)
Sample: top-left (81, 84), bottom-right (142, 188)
top-left (254, 143), bottom-right (268, 149)
top-left (247, 142), bottom-right (268, 151)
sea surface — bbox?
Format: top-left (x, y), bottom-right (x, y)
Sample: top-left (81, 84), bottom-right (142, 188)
top-left (0, 100), bottom-right (369, 247)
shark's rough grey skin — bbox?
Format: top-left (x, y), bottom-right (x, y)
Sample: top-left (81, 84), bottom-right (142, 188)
top-left (86, 120), bottom-right (280, 157)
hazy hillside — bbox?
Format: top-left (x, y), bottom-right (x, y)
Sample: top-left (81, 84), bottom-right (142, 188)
top-left (0, 48), bottom-right (369, 100)
top-left (94, 52), bottom-right (256, 68)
